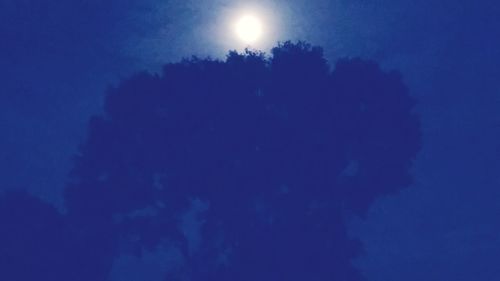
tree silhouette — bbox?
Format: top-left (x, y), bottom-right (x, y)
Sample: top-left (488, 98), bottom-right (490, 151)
top-left (0, 41), bottom-right (420, 281)
top-left (0, 190), bottom-right (117, 281)
top-left (0, 191), bottom-right (73, 280)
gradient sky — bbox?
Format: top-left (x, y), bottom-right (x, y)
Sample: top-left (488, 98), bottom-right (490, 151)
top-left (1, 0), bottom-right (499, 280)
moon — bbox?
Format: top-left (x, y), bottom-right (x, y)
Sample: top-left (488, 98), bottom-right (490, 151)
top-left (235, 15), bottom-right (263, 44)
top-left (214, 4), bottom-right (283, 52)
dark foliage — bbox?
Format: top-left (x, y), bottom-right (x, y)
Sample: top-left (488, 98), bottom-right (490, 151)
top-left (0, 41), bottom-right (420, 281)
top-left (0, 192), bottom-right (69, 281)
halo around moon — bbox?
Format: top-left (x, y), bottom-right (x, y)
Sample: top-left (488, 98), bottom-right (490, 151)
top-left (214, 3), bottom-right (283, 52)
top-left (235, 15), bottom-right (263, 44)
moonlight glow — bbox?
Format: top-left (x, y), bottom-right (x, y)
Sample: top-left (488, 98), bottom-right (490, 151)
top-left (235, 15), bottom-right (263, 44)
top-left (214, 3), bottom-right (284, 52)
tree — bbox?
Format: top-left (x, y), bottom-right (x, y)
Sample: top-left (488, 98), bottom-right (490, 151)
top-left (0, 191), bottom-right (69, 280)
top-left (1, 41), bottom-right (420, 281)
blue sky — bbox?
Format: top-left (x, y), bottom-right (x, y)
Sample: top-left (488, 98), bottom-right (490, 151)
top-left (1, 0), bottom-right (499, 279)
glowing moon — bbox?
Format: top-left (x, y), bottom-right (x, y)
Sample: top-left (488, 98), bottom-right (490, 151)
top-left (235, 15), bottom-right (263, 44)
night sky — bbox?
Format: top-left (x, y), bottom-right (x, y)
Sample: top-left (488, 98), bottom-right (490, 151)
top-left (1, 0), bottom-right (499, 280)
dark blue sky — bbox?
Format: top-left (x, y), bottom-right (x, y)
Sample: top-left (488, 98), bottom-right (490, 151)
top-left (1, 0), bottom-right (499, 280)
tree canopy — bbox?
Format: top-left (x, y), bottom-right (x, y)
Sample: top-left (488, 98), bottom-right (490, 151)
top-left (0, 41), bottom-right (420, 281)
